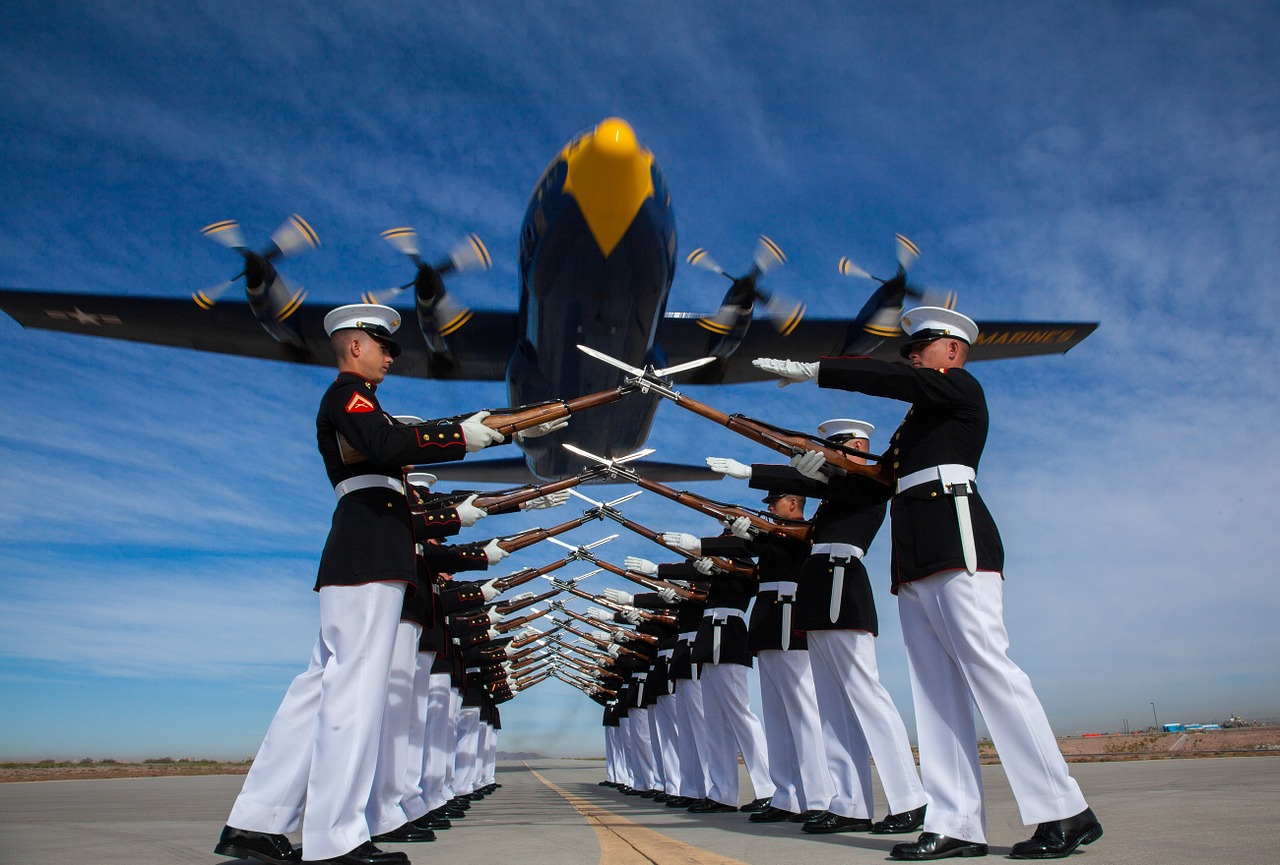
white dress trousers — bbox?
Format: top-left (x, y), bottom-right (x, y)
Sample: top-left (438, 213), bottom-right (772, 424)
top-left (806, 629), bottom-right (927, 819)
top-left (651, 694), bottom-right (683, 795)
top-left (756, 649), bottom-right (836, 813)
top-left (672, 678), bottom-right (710, 800)
top-left (453, 705), bottom-right (482, 795)
top-left (625, 707), bottom-right (659, 792)
top-left (366, 620), bottom-right (424, 835)
top-left (398, 649), bottom-right (438, 820)
top-left (228, 582), bottom-right (405, 861)
top-left (897, 569), bottom-right (1088, 843)
top-left (698, 662), bottom-right (775, 806)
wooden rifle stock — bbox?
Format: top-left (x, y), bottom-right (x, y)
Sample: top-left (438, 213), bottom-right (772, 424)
top-left (494, 586), bottom-right (559, 616)
top-left (557, 618), bottom-right (649, 660)
top-left (496, 510), bottom-right (604, 554)
top-left (493, 607), bottom-right (549, 634)
top-left (477, 384), bottom-right (636, 436)
top-left (553, 579), bottom-right (678, 627)
top-left (510, 623), bottom-right (561, 649)
top-left (492, 556), bottom-right (574, 593)
top-left (586, 556), bottom-right (708, 603)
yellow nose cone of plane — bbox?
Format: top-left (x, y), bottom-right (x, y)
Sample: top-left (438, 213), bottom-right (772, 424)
top-left (562, 117), bottom-right (655, 257)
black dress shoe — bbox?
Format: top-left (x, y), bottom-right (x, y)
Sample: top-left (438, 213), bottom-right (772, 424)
top-left (1009, 808), bottom-right (1102, 859)
top-left (748, 805), bottom-right (798, 823)
top-left (463, 791), bottom-right (485, 800)
top-left (688, 798), bottom-right (738, 813)
top-left (302, 841), bottom-right (409, 865)
top-left (738, 796), bottom-right (771, 813)
top-left (371, 821), bottom-right (436, 843)
top-left (433, 806), bottom-right (465, 819)
top-left (789, 809), bottom-right (827, 823)
top-left (413, 813), bottom-right (449, 831)
top-left (664, 796), bottom-right (695, 808)
top-left (890, 832), bottom-right (988, 860)
top-left (874, 805), bottom-right (928, 834)
top-left (448, 797), bottom-right (471, 810)
top-left (215, 826), bottom-right (302, 864)
top-left (802, 812), bottom-right (874, 834)
top-left (638, 788), bottom-right (659, 798)
top-left (652, 791), bottom-right (670, 802)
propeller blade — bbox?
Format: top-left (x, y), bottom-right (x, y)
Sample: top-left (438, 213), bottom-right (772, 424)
top-left (444, 232), bottom-right (492, 274)
top-left (752, 234), bottom-right (787, 275)
top-left (381, 226), bottom-right (421, 259)
top-left (763, 291), bottom-right (806, 336)
top-left (200, 220), bottom-right (245, 250)
top-left (432, 292), bottom-right (473, 337)
top-left (685, 247), bottom-right (727, 276)
top-left (192, 279), bottom-right (238, 310)
top-left (269, 214), bottom-right (320, 259)
top-left (895, 233), bottom-right (920, 273)
top-left (838, 257), bottom-right (873, 280)
top-left (361, 282), bottom-right (413, 305)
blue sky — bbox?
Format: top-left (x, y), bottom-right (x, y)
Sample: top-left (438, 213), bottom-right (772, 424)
top-left (2, 1), bottom-right (1278, 759)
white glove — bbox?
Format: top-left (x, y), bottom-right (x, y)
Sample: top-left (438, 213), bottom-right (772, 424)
top-left (603, 588), bottom-right (634, 605)
top-left (620, 606), bottom-right (643, 625)
top-left (706, 457), bottom-right (751, 479)
top-left (485, 627), bottom-right (500, 640)
top-left (480, 579), bottom-right (500, 602)
top-left (461, 411), bottom-right (505, 452)
top-left (657, 586), bottom-right (679, 604)
top-left (487, 607), bottom-right (504, 624)
top-left (729, 516), bottom-right (753, 539)
top-left (694, 557), bottom-right (716, 575)
top-left (790, 450), bottom-right (830, 483)
top-left (456, 494), bottom-right (488, 527)
top-left (606, 643), bottom-right (621, 658)
top-left (515, 418), bottom-right (569, 441)
top-left (510, 591), bottom-right (535, 604)
top-left (504, 642), bottom-right (521, 657)
top-left (483, 538), bottom-right (509, 564)
top-left (520, 489), bottom-right (570, 510)
top-left (624, 556), bottom-right (658, 575)
top-left (587, 606), bottom-right (613, 621)
top-left (660, 532), bottom-right (701, 553)
top-left (752, 357), bottom-right (819, 387)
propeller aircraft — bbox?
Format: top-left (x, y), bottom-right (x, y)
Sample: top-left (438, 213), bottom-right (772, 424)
top-left (0, 117), bottom-right (1097, 481)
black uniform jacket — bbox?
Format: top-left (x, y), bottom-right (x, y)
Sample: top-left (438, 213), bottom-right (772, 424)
top-left (751, 465), bottom-right (885, 633)
top-left (712, 528), bottom-right (812, 652)
top-left (818, 358), bottom-right (1005, 589)
top-left (665, 541), bottom-right (756, 667)
top-left (315, 372), bottom-right (468, 590)
top-left (630, 593), bottom-right (680, 702)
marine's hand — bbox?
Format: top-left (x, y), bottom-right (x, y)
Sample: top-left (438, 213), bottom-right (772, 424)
top-left (462, 411), bottom-right (506, 451)
top-left (706, 457), bottom-right (751, 479)
top-left (624, 556), bottom-right (658, 575)
top-left (457, 494), bottom-right (488, 527)
top-left (483, 538), bottom-right (509, 564)
top-left (620, 606), bottom-right (643, 625)
top-left (515, 418), bottom-right (569, 441)
top-left (693, 557), bottom-right (716, 576)
top-left (657, 586), bottom-right (679, 604)
top-left (791, 449), bottom-right (830, 482)
top-left (752, 358), bottom-right (818, 387)
top-left (520, 490), bottom-right (570, 510)
top-left (480, 578), bottom-right (500, 602)
top-left (603, 588), bottom-right (634, 606)
top-left (660, 532), bottom-right (701, 553)
top-left (729, 516), bottom-right (753, 539)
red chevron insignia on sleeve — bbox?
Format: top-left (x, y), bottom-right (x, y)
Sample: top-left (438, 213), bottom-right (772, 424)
top-left (346, 393), bottom-right (376, 413)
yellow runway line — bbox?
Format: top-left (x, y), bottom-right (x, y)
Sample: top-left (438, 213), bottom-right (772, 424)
top-left (528, 766), bottom-right (750, 865)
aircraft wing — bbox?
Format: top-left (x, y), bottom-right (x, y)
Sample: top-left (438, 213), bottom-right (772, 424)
top-left (0, 289), bottom-right (515, 381)
top-left (655, 312), bottom-right (1098, 384)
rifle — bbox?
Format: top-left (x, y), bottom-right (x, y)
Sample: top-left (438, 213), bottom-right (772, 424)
top-left (492, 585), bottom-right (560, 616)
top-left (543, 573), bottom-right (679, 628)
top-left (490, 555), bottom-right (578, 594)
top-left (492, 606), bottom-right (550, 634)
top-left (488, 490), bottom-right (636, 554)
top-left (568, 488), bottom-right (747, 585)
top-left (550, 614), bottom-right (650, 660)
top-left (543, 535), bottom-right (707, 602)
top-left (408, 460), bottom-right (624, 517)
top-left (578, 344), bottom-right (892, 486)
top-left (510, 622), bottom-right (564, 649)
top-left (470, 382), bottom-right (638, 437)
top-left (564, 444), bottom-right (813, 544)
top-left (547, 603), bottom-right (658, 646)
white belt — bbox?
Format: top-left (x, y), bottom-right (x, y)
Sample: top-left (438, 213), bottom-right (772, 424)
top-left (703, 607), bottom-right (746, 620)
top-left (895, 464), bottom-right (976, 495)
top-left (335, 473), bottom-right (404, 499)
top-left (679, 631), bottom-right (697, 641)
top-left (758, 581), bottom-right (799, 596)
top-left (658, 648), bottom-right (674, 659)
top-left (812, 542), bottom-right (864, 560)
top-left (465, 667), bottom-right (481, 674)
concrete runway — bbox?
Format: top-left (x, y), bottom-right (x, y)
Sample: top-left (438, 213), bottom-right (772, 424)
top-left (1, 756), bottom-right (1277, 865)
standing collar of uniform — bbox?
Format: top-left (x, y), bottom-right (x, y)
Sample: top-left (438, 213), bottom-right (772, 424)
top-left (335, 370), bottom-right (378, 390)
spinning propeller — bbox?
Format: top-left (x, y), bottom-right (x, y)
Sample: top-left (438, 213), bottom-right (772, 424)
top-left (192, 214), bottom-right (319, 316)
top-left (686, 234), bottom-right (806, 337)
top-left (366, 228), bottom-right (493, 354)
top-left (837, 234), bottom-right (955, 341)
